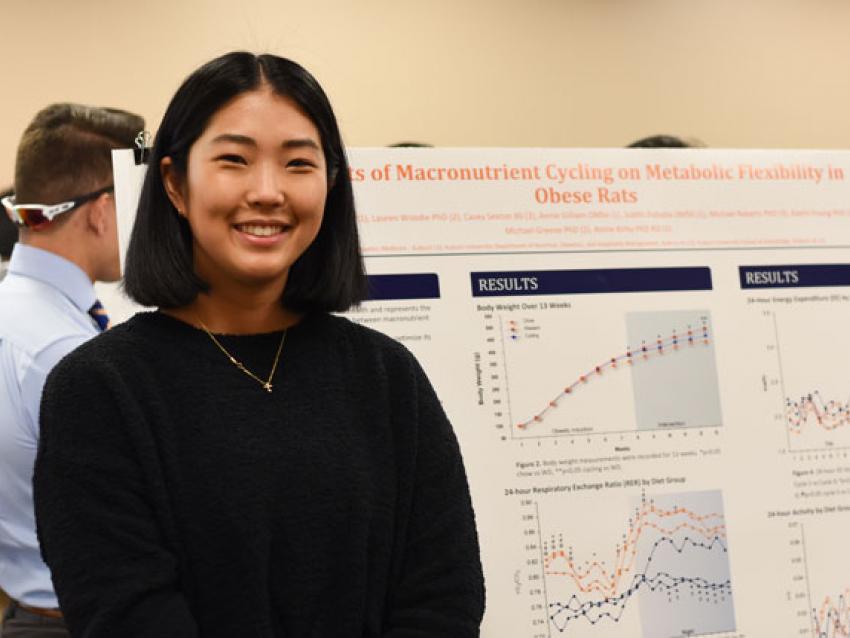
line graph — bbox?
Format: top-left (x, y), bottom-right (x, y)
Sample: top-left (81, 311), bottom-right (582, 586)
top-left (540, 489), bottom-right (736, 637)
top-left (786, 391), bottom-right (850, 437)
top-left (499, 310), bottom-right (722, 438)
top-left (814, 592), bottom-right (850, 638)
top-left (766, 309), bottom-right (850, 452)
top-left (517, 320), bottom-right (711, 431)
top-left (788, 519), bottom-right (850, 638)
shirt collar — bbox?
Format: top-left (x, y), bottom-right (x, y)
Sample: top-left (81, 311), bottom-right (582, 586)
top-left (7, 244), bottom-right (97, 313)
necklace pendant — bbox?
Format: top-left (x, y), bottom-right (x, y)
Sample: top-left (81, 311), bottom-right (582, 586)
top-left (197, 317), bottom-right (285, 396)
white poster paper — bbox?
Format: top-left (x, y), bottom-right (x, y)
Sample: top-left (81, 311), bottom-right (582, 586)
top-left (112, 147), bottom-right (850, 637)
top-left (94, 149), bottom-right (148, 321)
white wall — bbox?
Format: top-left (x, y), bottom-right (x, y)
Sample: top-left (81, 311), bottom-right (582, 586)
top-left (2, 0), bottom-right (850, 186)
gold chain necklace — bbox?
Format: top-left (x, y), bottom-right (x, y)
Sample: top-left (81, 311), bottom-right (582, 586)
top-left (197, 319), bottom-right (286, 393)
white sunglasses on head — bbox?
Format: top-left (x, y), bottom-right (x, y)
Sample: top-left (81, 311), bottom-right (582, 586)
top-left (2, 185), bottom-right (113, 229)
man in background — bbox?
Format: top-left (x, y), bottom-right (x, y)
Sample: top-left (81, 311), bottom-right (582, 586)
top-left (627, 134), bottom-right (704, 148)
top-left (0, 187), bottom-right (15, 280)
top-left (0, 103), bottom-right (143, 637)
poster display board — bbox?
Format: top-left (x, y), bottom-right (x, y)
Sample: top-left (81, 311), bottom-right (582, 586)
top-left (111, 147), bottom-right (850, 637)
top-left (97, 149), bottom-right (148, 320)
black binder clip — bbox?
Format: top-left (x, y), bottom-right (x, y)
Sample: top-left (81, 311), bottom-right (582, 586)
top-left (134, 130), bottom-right (152, 165)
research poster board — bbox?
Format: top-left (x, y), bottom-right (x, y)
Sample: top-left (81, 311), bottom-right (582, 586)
top-left (111, 148), bottom-right (850, 638)
top-left (98, 150), bottom-right (148, 320)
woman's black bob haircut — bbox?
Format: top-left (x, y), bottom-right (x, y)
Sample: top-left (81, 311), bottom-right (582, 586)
top-left (124, 51), bottom-right (367, 312)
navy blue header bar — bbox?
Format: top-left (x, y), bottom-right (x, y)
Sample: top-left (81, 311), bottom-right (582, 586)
top-left (366, 274), bottom-right (441, 301)
top-left (739, 264), bottom-right (850, 289)
top-left (471, 267), bottom-right (712, 297)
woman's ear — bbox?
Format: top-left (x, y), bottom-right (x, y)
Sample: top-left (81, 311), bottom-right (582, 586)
top-left (161, 156), bottom-right (187, 216)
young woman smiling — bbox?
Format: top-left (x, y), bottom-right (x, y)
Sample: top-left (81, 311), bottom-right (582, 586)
top-left (33, 52), bottom-right (485, 637)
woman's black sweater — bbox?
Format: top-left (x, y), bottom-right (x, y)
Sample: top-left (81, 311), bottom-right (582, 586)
top-left (34, 311), bottom-right (484, 637)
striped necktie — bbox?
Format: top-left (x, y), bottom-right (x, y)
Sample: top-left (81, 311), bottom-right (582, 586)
top-left (88, 300), bottom-right (110, 332)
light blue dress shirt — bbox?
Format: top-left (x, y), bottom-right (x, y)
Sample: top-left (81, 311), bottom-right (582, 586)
top-left (0, 243), bottom-right (100, 607)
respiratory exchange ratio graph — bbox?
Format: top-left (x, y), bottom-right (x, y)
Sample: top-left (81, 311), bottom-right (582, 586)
top-left (494, 309), bottom-right (723, 438)
top-left (536, 489), bottom-right (736, 638)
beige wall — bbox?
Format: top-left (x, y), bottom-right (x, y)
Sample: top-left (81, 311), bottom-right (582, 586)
top-left (2, 0), bottom-right (850, 187)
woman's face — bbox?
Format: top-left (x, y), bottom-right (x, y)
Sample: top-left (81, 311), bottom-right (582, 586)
top-left (163, 87), bottom-right (327, 291)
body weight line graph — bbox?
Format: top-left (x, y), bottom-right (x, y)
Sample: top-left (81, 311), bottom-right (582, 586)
top-left (526, 489), bottom-right (736, 638)
top-left (766, 309), bottom-right (850, 453)
top-left (516, 318), bottom-right (711, 432)
top-left (484, 309), bottom-right (723, 440)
